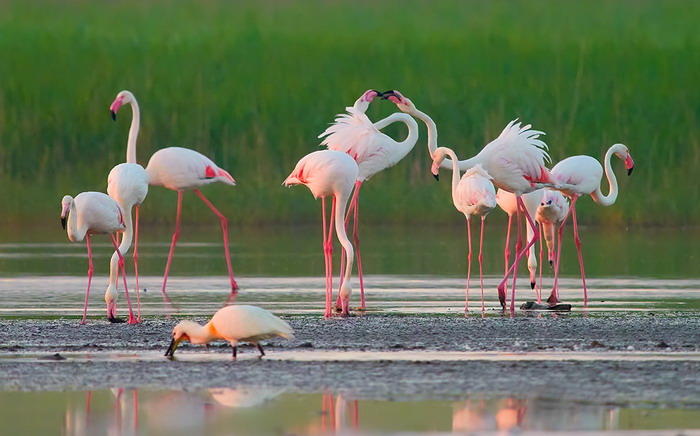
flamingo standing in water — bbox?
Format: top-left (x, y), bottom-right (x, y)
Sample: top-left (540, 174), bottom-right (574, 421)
top-left (108, 90), bottom-right (149, 322)
top-left (495, 189), bottom-right (542, 293)
top-left (432, 148), bottom-right (496, 312)
top-left (319, 89), bottom-right (420, 310)
top-left (383, 90), bottom-right (555, 313)
top-left (547, 143), bottom-right (634, 305)
top-left (60, 192), bottom-right (136, 324)
top-left (145, 146), bottom-right (238, 303)
top-left (534, 190), bottom-right (569, 302)
top-left (283, 150), bottom-right (358, 318)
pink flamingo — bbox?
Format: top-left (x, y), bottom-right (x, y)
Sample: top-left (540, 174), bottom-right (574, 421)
top-left (319, 89), bottom-right (420, 310)
top-left (534, 190), bottom-right (569, 302)
top-left (283, 150), bottom-right (358, 318)
top-left (108, 90), bottom-right (149, 322)
top-left (432, 148), bottom-right (496, 312)
top-left (60, 192), bottom-right (136, 324)
top-left (547, 143), bottom-right (634, 305)
top-left (495, 189), bottom-right (542, 292)
top-left (383, 91), bottom-right (555, 312)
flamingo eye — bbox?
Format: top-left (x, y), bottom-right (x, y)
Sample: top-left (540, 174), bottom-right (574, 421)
top-left (540, 202), bottom-right (545, 206)
top-left (547, 200), bottom-right (552, 205)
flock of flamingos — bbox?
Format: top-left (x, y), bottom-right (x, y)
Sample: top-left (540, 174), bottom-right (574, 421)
top-left (59, 88), bottom-right (634, 358)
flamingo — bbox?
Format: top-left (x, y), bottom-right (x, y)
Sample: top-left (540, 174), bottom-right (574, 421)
top-left (108, 90), bottom-right (149, 322)
top-left (546, 143), bottom-right (634, 305)
top-left (60, 192), bottom-right (136, 324)
top-left (495, 189), bottom-right (542, 293)
top-left (283, 150), bottom-right (358, 318)
top-left (384, 90), bottom-right (555, 313)
top-left (146, 151), bottom-right (237, 303)
top-left (432, 148), bottom-right (496, 312)
top-left (318, 89), bottom-right (420, 310)
top-left (534, 190), bottom-right (570, 302)
top-left (164, 305), bottom-right (294, 359)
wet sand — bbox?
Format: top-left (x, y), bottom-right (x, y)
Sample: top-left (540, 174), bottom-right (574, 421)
top-left (1, 314), bottom-right (699, 407)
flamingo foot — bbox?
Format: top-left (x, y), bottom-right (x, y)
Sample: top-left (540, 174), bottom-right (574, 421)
top-left (127, 315), bottom-right (138, 325)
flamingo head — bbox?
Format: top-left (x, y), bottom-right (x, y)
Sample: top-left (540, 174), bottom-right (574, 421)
top-left (613, 143), bottom-right (634, 176)
top-left (109, 90), bottom-right (135, 121)
top-left (338, 281), bottom-right (352, 315)
top-left (60, 195), bottom-right (73, 230)
top-left (359, 89), bottom-right (380, 103)
top-left (430, 147), bottom-right (450, 181)
top-left (381, 90), bottom-right (415, 112)
top-left (165, 321), bottom-right (200, 358)
top-left (105, 285), bottom-right (119, 321)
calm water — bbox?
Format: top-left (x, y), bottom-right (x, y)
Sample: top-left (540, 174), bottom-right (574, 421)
top-left (1, 388), bottom-right (699, 435)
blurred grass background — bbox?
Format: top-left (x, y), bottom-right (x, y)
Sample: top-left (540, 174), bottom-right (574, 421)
top-left (0, 0), bottom-right (698, 228)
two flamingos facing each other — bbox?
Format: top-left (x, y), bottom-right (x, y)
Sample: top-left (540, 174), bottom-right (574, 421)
top-left (318, 89), bottom-right (420, 312)
top-left (546, 143), bottom-right (635, 306)
top-left (283, 150), bottom-right (358, 319)
top-left (109, 90), bottom-right (239, 308)
top-left (432, 147), bottom-right (496, 312)
top-left (61, 192), bottom-right (137, 324)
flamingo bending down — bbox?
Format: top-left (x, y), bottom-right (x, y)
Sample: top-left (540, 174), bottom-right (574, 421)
top-left (108, 90), bottom-right (149, 322)
top-left (384, 90), bottom-right (555, 313)
top-left (547, 143), bottom-right (634, 305)
top-left (319, 89), bottom-right (420, 310)
top-left (165, 305), bottom-right (294, 359)
top-left (534, 190), bottom-right (570, 302)
top-left (60, 192), bottom-right (136, 324)
top-left (495, 189), bottom-right (542, 293)
top-left (283, 150), bottom-right (358, 318)
top-left (432, 148), bottom-right (496, 312)
top-left (146, 149), bottom-right (238, 303)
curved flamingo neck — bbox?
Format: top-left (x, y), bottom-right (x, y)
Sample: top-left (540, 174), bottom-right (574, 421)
top-left (108, 205), bottom-right (133, 287)
top-left (126, 98), bottom-right (140, 164)
top-left (590, 145), bottom-right (621, 206)
top-left (407, 107), bottom-right (438, 157)
top-left (66, 201), bottom-right (86, 242)
top-left (334, 192), bottom-right (354, 291)
top-left (443, 148), bottom-right (462, 202)
top-left (373, 112), bottom-right (419, 157)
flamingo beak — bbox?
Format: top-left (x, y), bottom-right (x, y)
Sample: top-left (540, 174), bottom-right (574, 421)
top-left (60, 203), bottom-right (70, 230)
top-left (61, 217), bottom-right (67, 230)
top-left (431, 162), bottom-right (440, 181)
top-left (109, 97), bottom-right (124, 121)
top-left (165, 338), bottom-right (181, 358)
top-left (625, 154), bottom-right (635, 176)
top-left (110, 110), bottom-right (117, 121)
top-left (365, 89), bottom-right (382, 101)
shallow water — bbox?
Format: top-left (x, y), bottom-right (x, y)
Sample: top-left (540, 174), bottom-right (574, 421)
top-left (0, 388), bottom-right (699, 435)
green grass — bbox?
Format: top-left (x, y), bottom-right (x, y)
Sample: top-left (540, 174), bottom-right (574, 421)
top-left (1, 0), bottom-right (698, 227)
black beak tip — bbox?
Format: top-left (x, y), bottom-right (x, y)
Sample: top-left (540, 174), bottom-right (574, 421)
top-left (530, 281), bottom-right (536, 290)
top-left (433, 173), bottom-right (439, 182)
top-left (110, 110), bottom-right (117, 121)
top-left (61, 217), bottom-right (67, 230)
top-left (549, 260), bottom-right (554, 267)
top-left (627, 167), bottom-right (634, 176)
top-left (380, 90), bottom-right (395, 100)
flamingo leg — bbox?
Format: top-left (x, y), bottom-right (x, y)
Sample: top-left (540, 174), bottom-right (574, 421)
top-left (110, 233), bottom-right (137, 324)
top-left (537, 221), bottom-right (544, 304)
top-left (322, 197), bottom-right (331, 319)
top-left (194, 189), bottom-right (239, 303)
top-left (352, 400), bottom-right (359, 430)
top-left (548, 196), bottom-right (575, 304)
top-left (133, 205), bottom-right (141, 322)
top-left (133, 390), bottom-right (139, 432)
top-left (500, 214), bottom-right (512, 309)
top-left (352, 181), bottom-right (366, 309)
top-left (161, 190), bottom-right (182, 304)
top-left (464, 217), bottom-right (472, 312)
top-left (328, 198), bottom-right (336, 315)
top-left (81, 234), bottom-right (94, 325)
top-left (498, 197), bottom-right (540, 315)
top-left (479, 216), bottom-right (486, 313)
top-left (569, 197), bottom-right (588, 306)
top-left (509, 201), bottom-right (524, 312)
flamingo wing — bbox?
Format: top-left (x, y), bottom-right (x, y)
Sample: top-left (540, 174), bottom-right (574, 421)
top-left (318, 107), bottom-right (384, 163)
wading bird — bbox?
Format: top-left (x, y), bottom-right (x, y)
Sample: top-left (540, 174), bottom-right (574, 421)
top-left (547, 143), bottom-right (634, 305)
top-left (534, 190), bottom-right (570, 302)
top-left (283, 150), bottom-right (358, 318)
top-left (319, 90), bottom-right (420, 310)
top-left (496, 189), bottom-right (542, 293)
top-left (146, 147), bottom-right (238, 304)
top-left (60, 192), bottom-right (136, 324)
top-left (164, 305), bottom-right (294, 359)
top-left (107, 90), bottom-right (149, 322)
top-left (432, 148), bottom-right (496, 312)
top-left (383, 91), bottom-right (554, 312)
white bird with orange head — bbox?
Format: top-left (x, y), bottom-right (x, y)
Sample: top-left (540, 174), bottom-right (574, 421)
top-left (60, 192), bottom-right (136, 324)
top-left (164, 305), bottom-right (294, 359)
